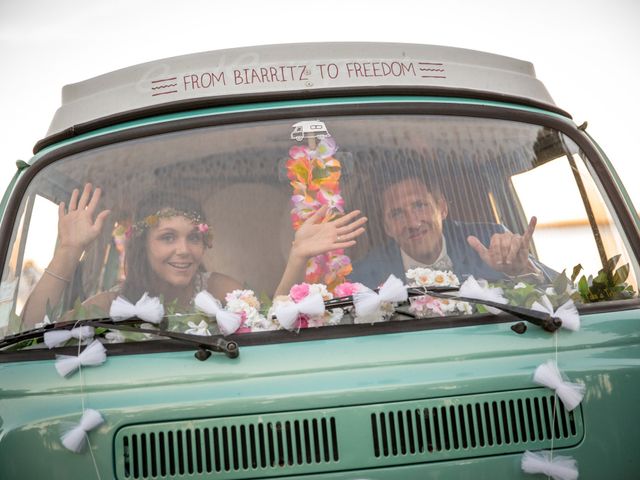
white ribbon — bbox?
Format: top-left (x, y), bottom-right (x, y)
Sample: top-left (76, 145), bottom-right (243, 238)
top-left (532, 296), bottom-right (580, 332)
top-left (61, 409), bottom-right (105, 453)
top-left (521, 450), bottom-right (579, 480)
top-left (533, 360), bottom-right (585, 411)
top-left (458, 275), bottom-right (507, 314)
top-left (185, 320), bottom-right (212, 336)
top-left (109, 293), bottom-right (164, 324)
top-left (353, 274), bottom-right (408, 317)
top-left (275, 293), bottom-right (325, 331)
top-left (44, 326), bottom-right (95, 349)
top-left (55, 340), bottom-right (107, 377)
top-left (194, 291), bottom-right (242, 336)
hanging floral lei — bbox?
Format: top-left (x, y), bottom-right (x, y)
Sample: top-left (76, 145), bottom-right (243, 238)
top-left (286, 136), bottom-right (352, 291)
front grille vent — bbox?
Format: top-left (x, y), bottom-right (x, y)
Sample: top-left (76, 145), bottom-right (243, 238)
top-left (114, 389), bottom-right (584, 479)
top-left (120, 417), bottom-right (338, 479)
top-left (371, 392), bottom-right (579, 459)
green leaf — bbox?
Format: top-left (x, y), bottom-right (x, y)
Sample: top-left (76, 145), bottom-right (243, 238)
top-left (606, 254), bottom-right (621, 274)
top-left (553, 271), bottom-right (569, 296)
top-left (613, 263), bottom-right (630, 285)
top-left (592, 271), bottom-right (609, 287)
top-left (570, 264), bottom-right (583, 283)
top-left (578, 276), bottom-right (589, 299)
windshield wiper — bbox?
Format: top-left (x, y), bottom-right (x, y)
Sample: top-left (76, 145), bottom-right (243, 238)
top-left (0, 318), bottom-right (239, 360)
top-left (324, 285), bottom-right (562, 332)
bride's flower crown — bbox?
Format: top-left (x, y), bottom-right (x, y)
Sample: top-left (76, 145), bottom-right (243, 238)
top-left (126, 208), bottom-right (212, 247)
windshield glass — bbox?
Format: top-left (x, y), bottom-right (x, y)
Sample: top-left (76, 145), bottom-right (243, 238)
top-left (1, 115), bottom-right (637, 342)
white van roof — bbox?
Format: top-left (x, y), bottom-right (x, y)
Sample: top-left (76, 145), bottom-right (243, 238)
top-left (45, 42), bottom-right (559, 139)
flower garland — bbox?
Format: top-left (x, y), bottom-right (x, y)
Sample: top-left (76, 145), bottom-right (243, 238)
top-left (286, 137), bottom-right (352, 291)
top-left (405, 268), bottom-right (472, 317)
top-left (124, 208), bottom-right (213, 247)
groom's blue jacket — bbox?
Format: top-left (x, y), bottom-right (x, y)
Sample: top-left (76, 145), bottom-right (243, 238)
top-left (350, 219), bottom-right (555, 288)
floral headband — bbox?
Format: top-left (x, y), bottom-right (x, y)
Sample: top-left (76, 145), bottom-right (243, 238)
top-left (125, 208), bottom-right (213, 247)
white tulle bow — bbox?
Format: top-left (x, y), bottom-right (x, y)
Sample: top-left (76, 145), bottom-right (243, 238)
top-left (185, 320), bottom-right (212, 336)
top-left (521, 450), bottom-right (579, 480)
top-left (353, 274), bottom-right (408, 317)
top-left (531, 296), bottom-right (580, 331)
top-left (109, 293), bottom-right (164, 324)
top-left (533, 360), bottom-right (585, 411)
top-left (44, 326), bottom-right (95, 349)
top-left (55, 340), bottom-right (107, 377)
top-left (275, 293), bottom-right (325, 330)
top-left (459, 275), bottom-right (507, 314)
top-left (61, 409), bottom-right (105, 453)
top-left (194, 291), bottom-right (242, 336)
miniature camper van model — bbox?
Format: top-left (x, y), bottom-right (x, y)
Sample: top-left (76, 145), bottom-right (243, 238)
top-left (0, 43), bottom-right (639, 479)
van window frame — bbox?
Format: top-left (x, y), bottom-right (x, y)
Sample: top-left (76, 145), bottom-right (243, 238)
top-left (2, 100), bottom-right (638, 360)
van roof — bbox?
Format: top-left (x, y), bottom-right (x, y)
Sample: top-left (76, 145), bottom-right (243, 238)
top-left (43, 42), bottom-right (562, 146)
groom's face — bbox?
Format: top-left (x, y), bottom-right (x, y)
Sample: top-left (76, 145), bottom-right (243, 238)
top-left (382, 179), bottom-right (448, 264)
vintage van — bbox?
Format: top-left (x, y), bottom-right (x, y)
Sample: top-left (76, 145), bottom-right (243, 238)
top-left (0, 43), bottom-right (638, 479)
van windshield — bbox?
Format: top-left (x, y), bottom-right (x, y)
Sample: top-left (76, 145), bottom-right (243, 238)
top-left (1, 115), bottom-right (637, 342)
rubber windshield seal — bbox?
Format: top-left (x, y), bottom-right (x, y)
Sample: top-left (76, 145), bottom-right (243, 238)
top-left (1, 101), bottom-right (638, 356)
top-left (33, 86), bottom-right (572, 153)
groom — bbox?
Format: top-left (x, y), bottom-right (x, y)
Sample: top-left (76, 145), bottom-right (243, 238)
top-left (351, 176), bottom-right (555, 287)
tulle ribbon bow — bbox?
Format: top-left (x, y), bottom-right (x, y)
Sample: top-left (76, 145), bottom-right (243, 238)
top-left (61, 409), bottom-right (105, 453)
top-left (194, 291), bottom-right (242, 336)
top-left (44, 326), bottom-right (95, 349)
top-left (521, 450), bottom-right (579, 480)
top-left (533, 360), bottom-right (585, 411)
top-left (353, 274), bottom-right (408, 317)
top-left (532, 296), bottom-right (580, 331)
top-left (109, 293), bottom-right (164, 324)
top-left (275, 293), bottom-right (325, 331)
top-left (55, 339), bottom-right (107, 377)
top-left (458, 275), bottom-right (507, 314)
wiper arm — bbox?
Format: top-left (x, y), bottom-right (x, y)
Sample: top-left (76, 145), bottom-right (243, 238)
top-left (324, 285), bottom-right (561, 332)
top-left (91, 322), bottom-right (239, 360)
top-left (414, 288), bottom-right (561, 332)
top-left (0, 318), bottom-right (239, 360)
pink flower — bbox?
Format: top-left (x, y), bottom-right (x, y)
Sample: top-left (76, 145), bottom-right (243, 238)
top-left (410, 295), bottom-right (444, 316)
top-left (334, 282), bottom-right (362, 297)
top-left (198, 223), bottom-right (209, 233)
top-left (290, 283), bottom-right (310, 302)
top-left (316, 189), bottom-right (345, 213)
top-left (313, 137), bottom-right (338, 158)
top-left (289, 145), bottom-right (309, 159)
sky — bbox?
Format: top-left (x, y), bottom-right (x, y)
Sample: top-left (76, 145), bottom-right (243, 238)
top-left (1, 0), bottom-right (639, 210)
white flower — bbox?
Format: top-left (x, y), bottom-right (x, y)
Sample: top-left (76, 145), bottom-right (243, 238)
top-left (308, 283), bottom-right (332, 300)
top-left (185, 320), bottom-right (211, 336)
top-left (405, 268), bottom-right (459, 287)
top-left (514, 282), bottom-right (528, 289)
top-left (104, 330), bottom-right (125, 343)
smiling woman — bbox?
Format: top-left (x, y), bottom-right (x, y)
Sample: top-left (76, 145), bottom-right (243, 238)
top-left (18, 178), bottom-right (365, 330)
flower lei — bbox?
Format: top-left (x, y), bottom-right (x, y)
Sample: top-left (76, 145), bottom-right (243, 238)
top-left (286, 137), bottom-right (352, 291)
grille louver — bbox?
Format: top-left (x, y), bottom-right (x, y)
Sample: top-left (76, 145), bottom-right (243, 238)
top-left (121, 417), bottom-right (338, 479)
top-left (371, 392), bottom-right (580, 460)
top-left (114, 389), bottom-right (583, 479)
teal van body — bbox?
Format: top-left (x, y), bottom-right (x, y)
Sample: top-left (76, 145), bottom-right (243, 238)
top-left (0, 44), bottom-right (638, 479)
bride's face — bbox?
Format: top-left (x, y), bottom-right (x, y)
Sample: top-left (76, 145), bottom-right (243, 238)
top-left (145, 216), bottom-right (206, 288)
